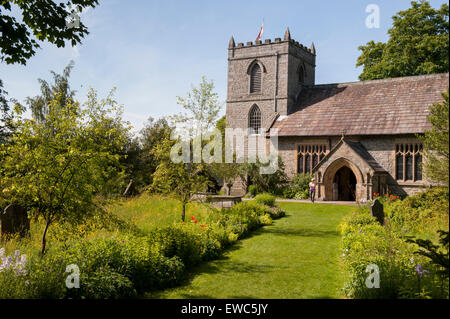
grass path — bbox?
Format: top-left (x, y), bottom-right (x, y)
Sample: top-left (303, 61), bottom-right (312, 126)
top-left (146, 202), bottom-right (353, 299)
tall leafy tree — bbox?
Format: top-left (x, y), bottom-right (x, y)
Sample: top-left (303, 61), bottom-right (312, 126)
top-left (419, 89), bottom-right (449, 185)
top-left (0, 89), bottom-right (129, 254)
top-left (171, 76), bottom-right (222, 138)
top-left (0, 0), bottom-right (98, 65)
top-left (0, 79), bottom-right (12, 143)
top-left (357, 1), bottom-right (449, 80)
top-left (25, 61), bottom-right (76, 123)
top-left (136, 117), bottom-right (172, 186)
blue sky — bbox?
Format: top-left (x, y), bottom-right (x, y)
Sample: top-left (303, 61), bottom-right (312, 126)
top-left (0, 0), bottom-right (446, 134)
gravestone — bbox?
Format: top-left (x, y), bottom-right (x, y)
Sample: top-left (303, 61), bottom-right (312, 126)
top-left (370, 199), bottom-right (384, 225)
top-left (0, 204), bottom-right (30, 238)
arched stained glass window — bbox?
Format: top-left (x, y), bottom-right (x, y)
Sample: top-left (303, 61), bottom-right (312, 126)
top-left (248, 105), bottom-right (261, 134)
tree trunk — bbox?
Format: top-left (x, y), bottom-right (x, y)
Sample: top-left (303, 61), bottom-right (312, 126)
top-left (41, 219), bottom-right (51, 255)
top-left (181, 202), bottom-right (186, 222)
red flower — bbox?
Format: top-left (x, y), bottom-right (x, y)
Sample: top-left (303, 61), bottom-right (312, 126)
top-left (194, 220), bottom-right (198, 224)
top-left (191, 216), bottom-right (195, 220)
top-left (201, 224), bottom-right (206, 228)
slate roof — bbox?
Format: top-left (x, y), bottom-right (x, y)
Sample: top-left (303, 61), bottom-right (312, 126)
top-left (273, 73), bottom-right (449, 136)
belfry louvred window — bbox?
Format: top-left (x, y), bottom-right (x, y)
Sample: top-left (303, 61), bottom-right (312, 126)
top-left (248, 105), bottom-right (261, 134)
top-left (395, 143), bottom-right (423, 181)
top-left (250, 63), bottom-right (262, 93)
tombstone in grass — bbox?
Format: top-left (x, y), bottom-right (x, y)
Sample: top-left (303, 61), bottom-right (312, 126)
top-left (370, 198), bottom-right (384, 225)
top-left (0, 204), bottom-right (30, 238)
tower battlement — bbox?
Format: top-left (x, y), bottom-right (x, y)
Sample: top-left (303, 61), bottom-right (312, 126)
top-left (228, 28), bottom-right (316, 56)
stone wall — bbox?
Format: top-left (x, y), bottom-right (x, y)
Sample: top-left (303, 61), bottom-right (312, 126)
top-left (277, 134), bottom-right (430, 198)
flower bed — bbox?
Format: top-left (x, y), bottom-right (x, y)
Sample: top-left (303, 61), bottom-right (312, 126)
top-left (0, 199), bottom-right (285, 298)
top-left (339, 188), bottom-right (449, 299)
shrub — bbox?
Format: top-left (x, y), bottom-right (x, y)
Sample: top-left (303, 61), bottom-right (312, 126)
top-left (340, 195), bottom-right (449, 299)
top-left (294, 189), bottom-right (310, 200)
top-left (248, 185), bottom-right (259, 197)
top-left (284, 173), bottom-right (312, 198)
top-left (254, 193), bottom-right (276, 207)
top-left (0, 195), bottom-right (286, 298)
top-left (259, 214), bottom-right (273, 225)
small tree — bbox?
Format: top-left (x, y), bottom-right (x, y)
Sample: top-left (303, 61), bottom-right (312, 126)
top-left (171, 76), bottom-right (222, 138)
top-left (209, 116), bottom-right (242, 194)
top-left (419, 89), bottom-right (449, 185)
top-left (0, 90), bottom-right (128, 254)
top-left (151, 136), bottom-right (210, 222)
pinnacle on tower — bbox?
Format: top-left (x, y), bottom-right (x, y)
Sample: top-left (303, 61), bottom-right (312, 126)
top-left (284, 27), bottom-right (291, 41)
top-left (229, 36), bottom-right (235, 49)
top-left (310, 42), bottom-right (316, 55)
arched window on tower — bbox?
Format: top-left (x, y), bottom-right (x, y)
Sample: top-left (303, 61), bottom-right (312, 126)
top-left (250, 63), bottom-right (262, 93)
top-left (248, 105), bottom-right (261, 134)
top-left (298, 65), bottom-right (305, 84)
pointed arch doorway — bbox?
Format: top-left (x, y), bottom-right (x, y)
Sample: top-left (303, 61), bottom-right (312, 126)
top-left (333, 166), bottom-right (356, 201)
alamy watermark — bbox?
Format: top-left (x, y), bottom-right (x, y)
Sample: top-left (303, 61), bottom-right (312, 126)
top-left (65, 264), bottom-right (80, 289)
top-left (365, 264), bottom-right (380, 288)
top-left (169, 128), bottom-right (280, 174)
top-left (66, 5), bottom-right (81, 29)
top-left (365, 4), bottom-right (380, 29)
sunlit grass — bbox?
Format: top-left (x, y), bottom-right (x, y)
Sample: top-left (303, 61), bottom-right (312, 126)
top-left (1, 193), bottom-right (215, 256)
top-left (147, 202), bottom-right (353, 299)
top-left (106, 193), bottom-right (215, 233)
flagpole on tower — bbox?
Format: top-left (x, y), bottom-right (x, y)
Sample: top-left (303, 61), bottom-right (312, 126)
top-left (255, 19), bottom-right (264, 43)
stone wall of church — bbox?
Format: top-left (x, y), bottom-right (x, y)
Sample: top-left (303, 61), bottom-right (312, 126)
top-left (277, 134), bottom-right (430, 198)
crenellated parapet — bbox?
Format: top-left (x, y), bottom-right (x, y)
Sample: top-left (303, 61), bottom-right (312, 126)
top-left (228, 28), bottom-right (315, 56)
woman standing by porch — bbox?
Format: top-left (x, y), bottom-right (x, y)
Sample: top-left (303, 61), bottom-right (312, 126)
top-left (309, 178), bottom-right (316, 203)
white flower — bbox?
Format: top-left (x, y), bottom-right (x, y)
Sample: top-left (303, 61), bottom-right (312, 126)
top-left (14, 250), bottom-right (20, 259)
top-left (0, 248), bottom-right (5, 258)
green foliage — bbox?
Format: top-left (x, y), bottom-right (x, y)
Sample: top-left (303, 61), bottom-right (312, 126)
top-left (254, 193), bottom-right (276, 207)
top-left (132, 117), bottom-right (173, 189)
top-left (24, 61), bottom-right (76, 123)
top-left (419, 89), bottom-right (449, 185)
top-left (171, 76), bottom-right (222, 137)
top-left (386, 187), bottom-right (449, 237)
top-left (208, 115), bottom-right (242, 193)
top-left (0, 89), bottom-right (130, 254)
top-left (242, 156), bottom-right (288, 195)
top-left (293, 189), bottom-right (310, 200)
top-left (407, 230), bottom-right (449, 278)
top-left (0, 196), bottom-right (285, 298)
top-left (0, 1), bottom-right (99, 65)
top-left (151, 136), bottom-right (211, 221)
top-left (0, 79), bottom-right (13, 143)
top-left (248, 185), bottom-right (258, 197)
top-left (357, 1), bottom-right (449, 80)
top-left (340, 188), bottom-right (449, 299)
top-left (283, 173), bottom-right (313, 198)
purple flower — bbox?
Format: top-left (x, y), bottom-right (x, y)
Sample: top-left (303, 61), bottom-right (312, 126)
top-left (415, 264), bottom-right (428, 277)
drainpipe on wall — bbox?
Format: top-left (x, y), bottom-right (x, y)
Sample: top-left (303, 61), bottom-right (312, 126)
top-left (274, 52), bottom-right (279, 113)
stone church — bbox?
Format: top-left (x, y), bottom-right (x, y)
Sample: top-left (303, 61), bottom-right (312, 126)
top-left (225, 28), bottom-right (449, 202)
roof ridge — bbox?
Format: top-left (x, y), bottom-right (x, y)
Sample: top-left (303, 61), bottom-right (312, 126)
top-left (312, 72), bottom-right (449, 88)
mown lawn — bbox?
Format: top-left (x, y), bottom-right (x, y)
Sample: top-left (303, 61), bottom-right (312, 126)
top-left (146, 202), bottom-right (353, 299)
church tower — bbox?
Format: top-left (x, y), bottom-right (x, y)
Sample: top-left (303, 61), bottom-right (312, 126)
top-left (226, 28), bottom-right (316, 133)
